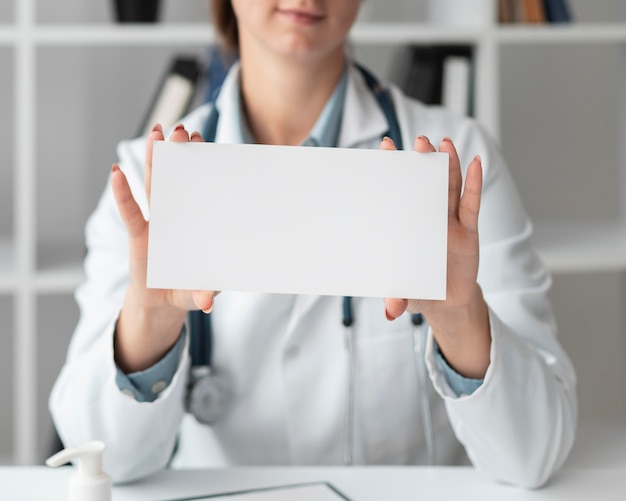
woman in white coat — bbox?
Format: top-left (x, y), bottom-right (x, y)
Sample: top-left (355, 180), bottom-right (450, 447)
top-left (50, 0), bottom-right (577, 488)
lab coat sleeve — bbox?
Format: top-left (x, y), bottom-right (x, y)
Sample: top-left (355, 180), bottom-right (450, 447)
top-left (49, 137), bottom-right (191, 483)
top-left (388, 90), bottom-right (576, 488)
top-left (419, 116), bottom-right (577, 488)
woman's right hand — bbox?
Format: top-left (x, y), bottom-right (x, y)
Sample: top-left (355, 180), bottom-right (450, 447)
top-left (111, 123), bottom-right (216, 373)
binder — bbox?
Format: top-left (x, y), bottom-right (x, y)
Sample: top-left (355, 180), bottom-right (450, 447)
top-left (138, 56), bottom-right (202, 137)
top-left (396, 45), bottom-right (473, 116)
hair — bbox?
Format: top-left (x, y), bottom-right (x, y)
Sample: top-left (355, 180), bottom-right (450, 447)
top-left (211, 0), bottom-right (239, 51)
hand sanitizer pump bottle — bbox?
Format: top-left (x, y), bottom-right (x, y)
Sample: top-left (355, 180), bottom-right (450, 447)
top-left (46, 441), bottom-right (112, 501)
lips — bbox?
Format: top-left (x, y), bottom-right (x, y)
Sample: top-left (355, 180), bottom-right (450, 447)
top-left (277, 8), bottom-right (326, 25)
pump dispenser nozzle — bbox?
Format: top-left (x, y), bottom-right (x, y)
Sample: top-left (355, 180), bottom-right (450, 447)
top-left (46, 441), bottom-right (111, 501)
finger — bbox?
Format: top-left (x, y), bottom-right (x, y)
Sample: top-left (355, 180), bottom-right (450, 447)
top-left (169, 123), bottom-right (190, 142)
top-left (144, 124), bottom-right (165, 204)
top-left (380, 136), bottom-right (397, 151)
top-left (413, 135), bottom-right (436, 154)
top-left (191, 290), bottom-right (217, 313)
top-left (459, 155), bottom-right (483, 233)
top-left (439, 137), bottom-right (463, 220)
top-left (111, 164), bottom-right (147, 240)
top-left (384, 298), bottom-right (408, 321)
top-left (190, 130), bottom-right (204, 142)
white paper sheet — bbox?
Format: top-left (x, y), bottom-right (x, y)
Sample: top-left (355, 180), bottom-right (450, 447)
top-left (147, 142), bottom-right (448, 299)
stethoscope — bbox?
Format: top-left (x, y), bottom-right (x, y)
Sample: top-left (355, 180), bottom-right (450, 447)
top-left (184, 63), bottom-right (436, 466)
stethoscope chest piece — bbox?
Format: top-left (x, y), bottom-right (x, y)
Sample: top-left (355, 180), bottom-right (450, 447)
top-left (186, 366), bottom-right (229, 425)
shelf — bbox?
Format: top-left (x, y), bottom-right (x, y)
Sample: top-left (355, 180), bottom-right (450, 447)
top-left (0, 238), bottom-right (84, 293)
top-left (32, 23), bottom-right (214, 46)
top-left (0, 26), bottom-right (15, 45)
top-left (497, 23), bottom-right (626, 44)
top-left (351, 22), bottom-right (483, 44)
top-left (0, 237), bottom-right (15, 293)
top-left (533, 221), bottom-right (626, 274)
top-left (36, 245), bottom-right (84, 293)
top-left (1, 22), bottom-right (626, 47)
top-left (35, 265), bottom-right (84, 294)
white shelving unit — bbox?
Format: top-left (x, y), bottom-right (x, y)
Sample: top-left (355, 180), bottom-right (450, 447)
top-left (1, 0), bottom-right (625, 467)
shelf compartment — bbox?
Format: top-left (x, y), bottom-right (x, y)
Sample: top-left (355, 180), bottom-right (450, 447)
top-left (0, 0), bottom-right (13, 25)
top-left (36, 0), bottom-right (211, 25)
top-left (500, 42), bottom-right (623, 244)
top-left (0, 237), bottom-right (16, 292)
top-left (0, 295), bottom-right (14, 464)
top-left (0, 46), bottom-right (14, 293)
top-left (36, 294), bottom-right (78, 463)
top-left (34, 45), bottom-right (204, 289)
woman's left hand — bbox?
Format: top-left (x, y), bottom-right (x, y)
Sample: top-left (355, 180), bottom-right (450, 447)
top-left (382, 135), bottom-right (491, 379)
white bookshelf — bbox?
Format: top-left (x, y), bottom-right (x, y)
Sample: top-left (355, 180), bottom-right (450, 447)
top-left (1, 0), bottom-right (625, 467)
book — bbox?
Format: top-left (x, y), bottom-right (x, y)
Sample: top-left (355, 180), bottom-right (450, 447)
top-left (520, 0), bottom-right (546, 23)
top-left (542, 0), bottom-right (573, 23)
top-left (498, 0), bottom-right (516, 23)
top-left (138, 56), bottom-right (202, 137)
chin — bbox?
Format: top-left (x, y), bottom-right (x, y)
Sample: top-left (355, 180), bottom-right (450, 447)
top-left (272, 34), bottom-right (342, 61)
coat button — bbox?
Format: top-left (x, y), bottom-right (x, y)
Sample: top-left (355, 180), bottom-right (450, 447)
top-left (121, 388), bottom-right (137, 400)
top-left (151, 380), bottom-right (167, 395)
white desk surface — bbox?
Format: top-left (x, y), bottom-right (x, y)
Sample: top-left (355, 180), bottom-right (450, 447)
top-left (0, 466), bottom-right (624, 501)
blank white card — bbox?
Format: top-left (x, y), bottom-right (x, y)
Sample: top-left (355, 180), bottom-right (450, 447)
top-left (147, 142), bottom-right (448, 299)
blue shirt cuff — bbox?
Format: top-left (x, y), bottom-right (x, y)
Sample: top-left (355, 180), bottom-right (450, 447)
top-left (434, 344), bottom-right (484, 397)
top-left (115, 326), bottom-right (186, 402)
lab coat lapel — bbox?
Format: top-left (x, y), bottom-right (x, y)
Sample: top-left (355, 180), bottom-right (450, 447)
top-left (284, 295), bottom-right (319, 338)
top-left (214, 62), bottom-right (246, 145)
top-left (338, 64), bottom-right (389, 149)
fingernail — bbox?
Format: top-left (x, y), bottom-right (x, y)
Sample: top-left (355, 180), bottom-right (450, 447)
top-left (385, 309), bottom-right (395, 321)
top-left (202, 306), bottom-right (213, 314)
top-left (382, 136), bottom-right (393, 144)
top-left (417, 135), bottom-right (430, 143)
top-left (174, 123), bottom-right (185, 131)
top-left (191, 131), bottom-right (202, 139)
top-left (151, 123), bottom-right (163, 133)
top-left (111, 164), bottom-right (119, 173)
top-left (442, 136), bottom-right (453, 144)
top-left (474, 154), bottom-right (482, 163)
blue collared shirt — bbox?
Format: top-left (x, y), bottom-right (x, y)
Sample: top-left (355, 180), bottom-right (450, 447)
top-left (116, 65), bottom-right (483, 401)
top-left (235, 66), bottom-right (348, 148)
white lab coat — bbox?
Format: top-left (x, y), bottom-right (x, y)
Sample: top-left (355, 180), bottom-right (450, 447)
top-left (50, 63), bottom-right (577, 488)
